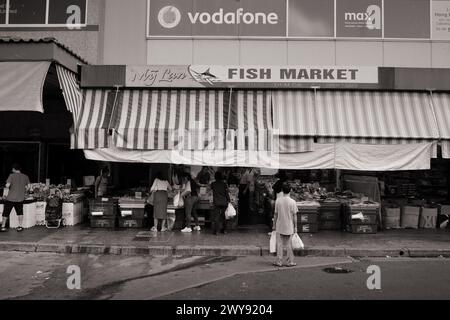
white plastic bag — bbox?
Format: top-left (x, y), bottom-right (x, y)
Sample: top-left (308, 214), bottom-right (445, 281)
top-left (291, 233), bottom-right (304, 250)
top-left (173, 191), bottom-right (184, 207)
top-left (225, 203), bottom-right (237, 220)
top-left (270, 231), bottom-right (277, 254)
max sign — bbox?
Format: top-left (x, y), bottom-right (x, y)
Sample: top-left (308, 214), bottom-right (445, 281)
top-left (126, 66), bottom-right (379, 88)
top-left (148, 0), bottom-right (286, 37)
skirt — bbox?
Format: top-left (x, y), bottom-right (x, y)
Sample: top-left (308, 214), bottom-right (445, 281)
top-left (153, 190), bottom-right (168, 220)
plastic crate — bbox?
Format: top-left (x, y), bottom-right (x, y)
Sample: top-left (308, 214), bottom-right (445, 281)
top-left (298, 223), bottom-right (319, 233)
top-left (89, 198), bottom-right (118, 217)
top-left (348, 212), bottom-right (378, 225)
top-left (298, 213), bottom-right (318, 223)
top-left (319, 220), bottom-right (341, 230)
top-left (347, 224), bottom-right (377, 234)
top-left (90, 217), bottom-right (116, 228)
top-left (119, 207), bottom-right (145, 219)
top-left (319, 210), bottom-right (341, 221)
top-left (118, 218), bottom-right (144, 229)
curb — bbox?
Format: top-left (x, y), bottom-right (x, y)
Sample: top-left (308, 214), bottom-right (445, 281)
top-left (0, 242), bottom-right (449, 258)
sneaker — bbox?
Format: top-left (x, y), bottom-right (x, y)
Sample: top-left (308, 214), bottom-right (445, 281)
top-left (150, 227), bottom-right (157, 232)
top-left (181, 227), bottom-right (192, 233)
top-left (16, 227), bottom-right (24, 232)
top-left (161, 227), bottom-right (168, 232)
top-left (193, 226), bottom-right (201, 231)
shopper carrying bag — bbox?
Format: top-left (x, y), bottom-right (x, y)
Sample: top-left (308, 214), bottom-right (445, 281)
top-left (272, 183), bottom-right (298, 267)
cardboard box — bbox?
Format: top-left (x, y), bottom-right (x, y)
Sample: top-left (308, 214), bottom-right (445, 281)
top-left (401, 206), bottom-right (420, 229)
top-left (419, 207), bottom-right (438, 229)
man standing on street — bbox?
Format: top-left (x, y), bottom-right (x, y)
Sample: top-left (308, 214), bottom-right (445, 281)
top-left (272, 183), bottom-right (298, 267)
top-left (1, 164), bottom-right (30, 232)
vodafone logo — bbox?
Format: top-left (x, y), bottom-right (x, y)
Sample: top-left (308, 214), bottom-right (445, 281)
top-left (158, 6), bottom-right (181, 29)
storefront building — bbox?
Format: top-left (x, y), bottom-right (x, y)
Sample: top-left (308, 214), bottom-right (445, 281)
top-left (1, 0), bottom-right (450, 230)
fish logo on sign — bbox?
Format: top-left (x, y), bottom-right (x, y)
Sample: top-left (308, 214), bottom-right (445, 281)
top-left (158, 6), bottom-right (181, 29)
top-left (188, 66), bottom-right (221, 85)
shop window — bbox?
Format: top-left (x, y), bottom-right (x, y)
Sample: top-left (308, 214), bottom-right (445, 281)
top-left (8, 0), bottom-right (47, 24)
top-left (0, 0), bottom-right (6, 24)
top-left (1, 0), bottom-right (87, 26)
top-left (48, 0), bottom-right (86, 25)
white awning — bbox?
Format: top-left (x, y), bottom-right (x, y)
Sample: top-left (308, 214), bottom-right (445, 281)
top-left (84, 144), bottom-right (336, 170)
top-left (0, 61), bottom-right (51, 113)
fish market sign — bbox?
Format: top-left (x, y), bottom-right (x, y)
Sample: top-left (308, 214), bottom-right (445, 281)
top-left (126, 66), bottom-right (379, 88)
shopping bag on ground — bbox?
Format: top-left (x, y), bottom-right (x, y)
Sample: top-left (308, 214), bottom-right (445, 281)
top-left (173, 191), bottom-right (184, 207)
top-left (270, 231), bottom-right (277, 254)
top-left (291, 233), bottom-right (304, 250)
top-left (225, 203), bottom-right (237, 220)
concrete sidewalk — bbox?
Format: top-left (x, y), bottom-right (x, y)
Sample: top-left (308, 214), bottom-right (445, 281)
top-left (0, 225), bottom-right (449, 258)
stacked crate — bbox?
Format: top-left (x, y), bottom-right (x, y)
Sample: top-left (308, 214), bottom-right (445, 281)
top-left (89, 198), bottom-right (118, 228)
top-left (318, 200), bottom-right (342, 230)
top-left (297, 201), bottom-right (320, 233)
top-left (118, 198), bottom-right (146, 228)
top-left (345, 202), bottom-right (379, 234)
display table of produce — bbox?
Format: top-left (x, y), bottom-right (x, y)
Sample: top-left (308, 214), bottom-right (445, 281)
top-left (0, 199), bottom-right (37, 229)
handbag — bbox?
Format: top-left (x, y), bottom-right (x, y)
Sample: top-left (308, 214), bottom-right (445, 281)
top-left (147, 192), bottom-right (155, 206)
top-left (225, 203), bottom-right (237, 220)
top-left (291, 233), bottom-right (304, 250)
top-left (269, 231), bottom-right (277, 254)
top-left (173, 191), bottom-right (184, 207)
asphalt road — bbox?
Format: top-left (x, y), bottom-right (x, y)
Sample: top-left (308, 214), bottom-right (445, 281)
top-left (161, 258), bottom-right (450, 300)
top-left (0, 252), bottom-right (448, 300)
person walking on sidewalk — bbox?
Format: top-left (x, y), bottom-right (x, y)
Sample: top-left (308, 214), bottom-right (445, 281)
top-left (272, 183), bottom-right (298, 267)
top-left (149, 171), bottom-right (172, 232)
top-left (211, 171), bottom-right (230, 235)
top-left (1, 164), bottom-right (30, 232)
top-left (181, 173), bottom-right (201, 233)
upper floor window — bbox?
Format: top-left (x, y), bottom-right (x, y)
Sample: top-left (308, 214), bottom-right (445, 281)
top-left (1, 0), bottom-right (87, 26)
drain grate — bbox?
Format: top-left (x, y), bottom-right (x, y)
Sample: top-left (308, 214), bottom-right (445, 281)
top-left (323, 267), bottom-right (354, 274)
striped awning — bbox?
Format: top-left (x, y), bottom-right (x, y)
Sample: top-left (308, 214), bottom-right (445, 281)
top-left (431, 93), bottom-right (450, 159)
top-left (71, 89), bottom-right (113, 149)
top-left (316, 91), bottom-right (440, 139)
top-left (111, 90), bottom-right (273, 151)
top-left (271, 90), bottom-right (316, 153)
top-left (56, 65), bottom-right (81, 120)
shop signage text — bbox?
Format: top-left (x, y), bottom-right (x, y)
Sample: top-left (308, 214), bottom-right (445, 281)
top-left (126, 65), bottom-right (379, 88)
top-left (148, 0), bottom-right (286, 37)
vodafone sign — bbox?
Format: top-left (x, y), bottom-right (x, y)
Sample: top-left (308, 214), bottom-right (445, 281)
top-left (148, 0), bottom-right (286, 37)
